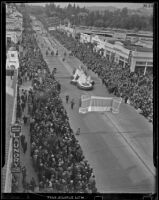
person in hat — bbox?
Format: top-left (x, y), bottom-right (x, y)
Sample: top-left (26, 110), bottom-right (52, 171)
top-left (22, 166), bottom-right (26, 186)
top-left (11, 70), bottom-right (14, 80)
top-left (24, 141), bottom-right (27, 154)
top-left (30, 177), bottom-right (36, 192)
top-left (23, 115), bottom-right (28, 125)
top-left (76, 128), bottom-right (80, 136)
top-left (21, 101), bottom-right (25, 113)
top-left (71, 99), bottom-right (75, 109)
top-left (20, 134), bottom-right (25, 150)
top-left (66, 94), bottom-right (69, 104)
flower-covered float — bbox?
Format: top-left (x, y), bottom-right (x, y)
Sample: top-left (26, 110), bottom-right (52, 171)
top-left (70, 65), bottom-right (94, 90)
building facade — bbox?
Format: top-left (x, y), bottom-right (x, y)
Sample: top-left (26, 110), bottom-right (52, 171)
top-left (126, 33), bottom-right (153, 44)
top-left (84, 35), bottom-right (153, 75)
top-left (113, 32), bottom-right (127, 40)
top-left (4, 4), bottom-right (22, 192)
top-left (6, 8), bottom-right (23, 45)
top-left (6, 47), bottom-right (19, 70)
top-left (130, 51), bottom-right (153, 74)
top-left (80, 33), bottom-right (92, 43)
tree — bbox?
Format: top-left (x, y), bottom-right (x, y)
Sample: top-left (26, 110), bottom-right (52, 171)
top-left (36, 3), bottom-right (152, 31)
top-left (121, 7), bottom-right (128, 17)
top-left (94, 19), bottom-right (104, 27)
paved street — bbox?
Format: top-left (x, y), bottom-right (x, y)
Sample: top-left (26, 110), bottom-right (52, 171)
top-left (35, 32), bottom-right (155, 193)
top-left (4, 2), bottom-right (154, 196)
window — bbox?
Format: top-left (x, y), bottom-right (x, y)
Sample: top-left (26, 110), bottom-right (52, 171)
top-left (11, 54), bottom-right (14, 57)
top-left (10, 65), bottom-right (15, 69)
top-left (147, 62), bottom-right (153, 65)
top-left (119, 60), bottom-right (124, 66)
top-left (136, 61), bottom-right (146, 65)
top-left (135, 66), bottom-right (145, 74)
top-left (120, 56), bottom-right (124, 60)
top-left (7, 37), bottom-right (11, 43)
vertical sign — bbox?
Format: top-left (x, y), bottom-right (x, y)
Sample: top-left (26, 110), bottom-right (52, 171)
top-left (11, 136), bottom-right (21, 173)
top-left (11, 124), bottom-right (21, 173)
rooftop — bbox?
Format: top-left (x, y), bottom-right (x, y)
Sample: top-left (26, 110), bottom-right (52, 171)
top-left (124, 44), bottom-right (152, 52)
top-left (127, 33), bottom-right (153, 38)
top-left (107, 40), bottom-right (152, 52)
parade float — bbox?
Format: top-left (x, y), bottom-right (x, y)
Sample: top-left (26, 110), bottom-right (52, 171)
top-left (70, 65), bottom-right (94, 90)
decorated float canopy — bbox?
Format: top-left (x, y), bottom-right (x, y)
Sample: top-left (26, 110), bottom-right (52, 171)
top-left (71, 65), bottom-right (94, 90)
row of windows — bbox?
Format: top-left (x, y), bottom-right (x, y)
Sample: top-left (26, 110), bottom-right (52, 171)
top-left (136, 61), bottom-right (146, 65)
top-left (135, 65), bottom-right (153, 68)
top-left (136, 61), bottom-right (153, 65)
top-left (147, 62), bottom-right (153, 65)
top-left (98, 48), bottom-right (153, 67)
top-left (119, 56), bottom-right (124, 60)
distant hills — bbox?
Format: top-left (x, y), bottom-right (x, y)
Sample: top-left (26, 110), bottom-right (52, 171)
top-left (86, 6), bottom-right (153, 16)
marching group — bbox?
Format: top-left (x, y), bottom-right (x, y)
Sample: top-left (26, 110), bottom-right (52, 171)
top-left (13, 16), bottom-right (97, 193)
top-left (52, 30), bottom-right (153, 122)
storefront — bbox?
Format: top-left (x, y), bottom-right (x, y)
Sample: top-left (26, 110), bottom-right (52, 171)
top-left (130, 51), bottom-right (153, 75)
top-left (6, 47), bottom-right (19, 71)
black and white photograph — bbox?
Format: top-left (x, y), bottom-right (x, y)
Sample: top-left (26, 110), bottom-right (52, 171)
top-left (1, 1), bottom-right (157, 199)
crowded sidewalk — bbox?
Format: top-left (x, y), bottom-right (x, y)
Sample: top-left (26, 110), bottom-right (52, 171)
top-left (11, 14), bottom-right (98, 193)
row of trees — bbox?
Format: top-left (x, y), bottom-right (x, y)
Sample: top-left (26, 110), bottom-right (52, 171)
top-left (84, 9), bottom-right (153, 30)
top-left (25, 3), bottom-right (153, 31)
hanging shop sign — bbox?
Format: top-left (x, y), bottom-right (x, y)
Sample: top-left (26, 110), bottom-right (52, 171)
top-left (11, 124), bottom-right (21, 137)
top-left (11, 136), bottom-right (21, 173)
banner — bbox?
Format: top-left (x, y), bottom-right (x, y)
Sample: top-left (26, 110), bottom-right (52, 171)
top-left (79, 95), bottom-right (122, 114)
top-left (11, 136), bottom-right (21, 173)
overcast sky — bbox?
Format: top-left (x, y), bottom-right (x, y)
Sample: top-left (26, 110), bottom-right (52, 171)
top-left (28, 3), bottom-right (144, 10)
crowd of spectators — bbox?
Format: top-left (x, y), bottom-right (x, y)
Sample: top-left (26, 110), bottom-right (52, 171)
top-left (52, 30), bottom-right (153, 122)
top-left (15, 17), bottom-right (97, 193)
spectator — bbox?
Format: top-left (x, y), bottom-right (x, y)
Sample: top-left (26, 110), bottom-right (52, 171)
top-left (24, 141), bottom-right (27, 154)
top-left (76, 128), bottom-right (80, 136)
top-left (66, 94), bottom-right (69, 104)
top-left (17, 20), bottom-right (97, 193)
top-left (22, 166), bottom-right (26, 186)
top-left (51, 51), bottom-right (54, 56)
top-left (23, 115), bottom-right (28, 125)
top-left (52, 30), bottom-right (153, 122)
top-left (71, 99), bottom-right (75, 109)
top-left (30, 177), bottom-right (36, 192)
